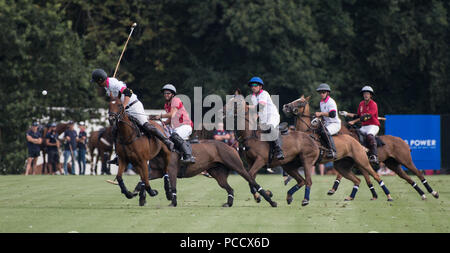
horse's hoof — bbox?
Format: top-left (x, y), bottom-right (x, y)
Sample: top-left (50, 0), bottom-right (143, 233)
top-left (432, 191), bottom-right (439, 199)
top-left (125, 191), bottom-right (137, 199)
top-left (266, 190), bottom-right (273, 198)
top-left (344, 197), bottom-right (353, 201)
top-left (327, 189), bottom-right (335, 195)
top-left (168, 201), bottom-right (177, 207)
top-left (301, 199), bottom-right (309, 206)
top-left (286, 195), bottom-right (293, 205)
top-left (149, 189), bottom-right (158, 197)
top-left (222, 203), bottom-right (231, 207)
top-left (139, 199), bottom-right (146, 206)
top-left (270, 201), bottom-right (277, 207)
top-left (253, 194), bottom-right (261, 203)
top-left (387, 198), bottom-right (394, 202)
top-left (421, 194), bottom-right (427, 200)
top-left (370, 197), bottom-right (377, 201)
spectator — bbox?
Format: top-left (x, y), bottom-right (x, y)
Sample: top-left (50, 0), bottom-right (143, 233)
top-left (77, 122), bottom-right (87, 175)
top-left (63, 121), bottom-right (78, 175)
top-left (25, 122), bottom-right (42, 175)
top-left (213, 122), bottom-right (232, 145)
top-left (45, 122), bottom-right (60, 175)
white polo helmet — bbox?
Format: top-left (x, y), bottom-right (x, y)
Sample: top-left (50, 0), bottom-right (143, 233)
top-left (361, 85), bottom-right (374, 94)
top-left (161, 84), bottom-right (177, 94)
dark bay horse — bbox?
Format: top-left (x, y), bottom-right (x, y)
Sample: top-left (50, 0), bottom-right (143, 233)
top-left (283, 95), bottom-right (438, 200)
top-left (39, 123), bottom-right (70, 174)
top-left (87, 127), bottom-right (114, 175)
top-left (108, 98), bottom-right (172, 206)
top-left (139, 139), bottom-right (277, 208)
top-left (279, 96), bottom-right (394, 202)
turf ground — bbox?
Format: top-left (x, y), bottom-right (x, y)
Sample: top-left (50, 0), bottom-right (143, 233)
top-left (0, 174), bottom-right (448, 233)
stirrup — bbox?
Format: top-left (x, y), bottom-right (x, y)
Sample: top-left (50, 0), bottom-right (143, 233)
top-left (275, 151), bottom-right (285, 160)
top-left (181, 155), bottom-right (196, 164)
top-left (326, 151), bottom-right (337, 159)
top-left (106, 156), bottom-right (119, 165)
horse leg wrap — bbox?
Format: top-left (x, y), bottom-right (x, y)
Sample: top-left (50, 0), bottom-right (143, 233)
top-left (421, 179), bottom-right (433, 193)
top-left (139, 183), bottom-right (146, 206)
top-left (145, 185), bottom-right (158, 197)
top-left (368, 184), bottom-right (378, 199)
top-left (164, 174), bottom-right (171, 191)
top-left (304, 186), bottom-right (311, 201)
top-left (227, 194), bottom-right (234, 207)
top-left (350, 185), bottom-right (359, 199)
top-left (249, 183), bottom-right (257, 194)
top-left (117, 177), bottom-right (133, 199)
top-left (332, 180), bottom-right (340, 191)
top-left (288, 184), bottom-right (302, 196)
top-left (379, 180), bottom-right (390, 195)
top-left (411, 182), bottom-right (425, 196)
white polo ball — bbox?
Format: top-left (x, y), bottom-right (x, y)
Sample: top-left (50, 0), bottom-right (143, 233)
top-left (42, 90), bottom-right (47, 95)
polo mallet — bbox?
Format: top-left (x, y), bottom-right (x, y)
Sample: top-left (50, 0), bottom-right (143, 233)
top-left (113, 22), bottom-right (137, 78)
top-left (107, 22), bottom-right (136, 184)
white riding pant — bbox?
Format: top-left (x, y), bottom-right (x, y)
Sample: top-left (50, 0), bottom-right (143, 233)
top-left (125, 101), bottom-right (147, 126)
top-left (325, 122), bottom-right (341, 135)
top-left (360, 125), bottom-right (379, 136)
top-left (174, 124), bottom-right (192, 140)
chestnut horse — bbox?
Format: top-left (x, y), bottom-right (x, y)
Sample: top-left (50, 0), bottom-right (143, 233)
top-left (136, 138), bottom-right (277, 208)
top-left (277, 96), bottom-right (394, 203)
top-left (87, 127), bottom-right (114, 175)
top-left (108, 98), bottom-right (172, 206)
top-left (283, 95), bottom-right (438, 200)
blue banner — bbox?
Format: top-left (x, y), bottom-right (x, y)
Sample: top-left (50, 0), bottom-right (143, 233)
top-left (385, 115), bottom-right (440, 170)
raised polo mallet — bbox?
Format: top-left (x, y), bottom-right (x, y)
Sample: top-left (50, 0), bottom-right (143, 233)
top-left (113, 22), bottom-right (137, 78)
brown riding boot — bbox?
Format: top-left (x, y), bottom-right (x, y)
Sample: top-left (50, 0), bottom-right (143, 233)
top-left (366, 134), bottom-right (379, 164)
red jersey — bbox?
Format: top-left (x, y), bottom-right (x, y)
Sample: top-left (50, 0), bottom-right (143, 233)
top-left (164, 97), bottom-right (193, 128)
top-left (357, 99), bottom-right (380, 126)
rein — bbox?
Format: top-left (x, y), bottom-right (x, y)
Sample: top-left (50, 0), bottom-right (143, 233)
top-left (290, 101), bottom-right (316, 131)
top-left (109, 104), bottom-right (140, 145)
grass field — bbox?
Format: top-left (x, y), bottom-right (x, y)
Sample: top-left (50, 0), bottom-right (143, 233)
top-left (0, 174), bottom-right (448, 233)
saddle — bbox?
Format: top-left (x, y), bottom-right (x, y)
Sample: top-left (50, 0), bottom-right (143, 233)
top-left (127, 115), bottom-right (144, 138)
top-left (355, 129), bottom-right (385, 147)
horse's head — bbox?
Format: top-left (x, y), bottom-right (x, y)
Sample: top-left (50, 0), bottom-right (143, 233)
top-left (282, 95), bottom-right (311, 117)
top-left (222, 95), bottom-right (248, 119)
top-left (108, 97), bottom-right (125, 126)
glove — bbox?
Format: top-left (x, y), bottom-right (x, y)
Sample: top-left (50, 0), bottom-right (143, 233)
top-left (360, 114), bottom-right (372, 122)
top-left (339, 111), bottom-right (348, 117)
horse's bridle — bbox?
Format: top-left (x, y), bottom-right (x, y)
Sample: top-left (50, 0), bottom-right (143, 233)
top-left (108, 103), bottom-right (140, 145)
top-left (286, 100), bottom-right (317, 131)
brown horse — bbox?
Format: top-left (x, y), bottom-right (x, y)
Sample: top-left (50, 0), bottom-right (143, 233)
top-left (137, 138), bottom-right (277, 208)
top-left (87, 127), bottom-right (114, 175)
top-left (222, 96), bottom-right (322, 206)
top-left (283, 95), bottom-right (438, 200)
top-left (280, 96), bottom-right (394, 202)
top-left (39, 123), bottom-right (70, 174)
top-left (108, 97), bottom-right (172, 206)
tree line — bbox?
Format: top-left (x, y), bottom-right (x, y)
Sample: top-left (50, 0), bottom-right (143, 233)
top-left (1, 0), bottom-right (449, 173)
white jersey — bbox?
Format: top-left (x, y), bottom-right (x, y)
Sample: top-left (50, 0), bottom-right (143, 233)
top-left (251, 89), bottom-right (280, 127)
top-left (105, 77), bottom-right (147, 125)
top-left (104, 77), bottom-right (138, 104)
top-left (319, 96), bottom-right (341, 126)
